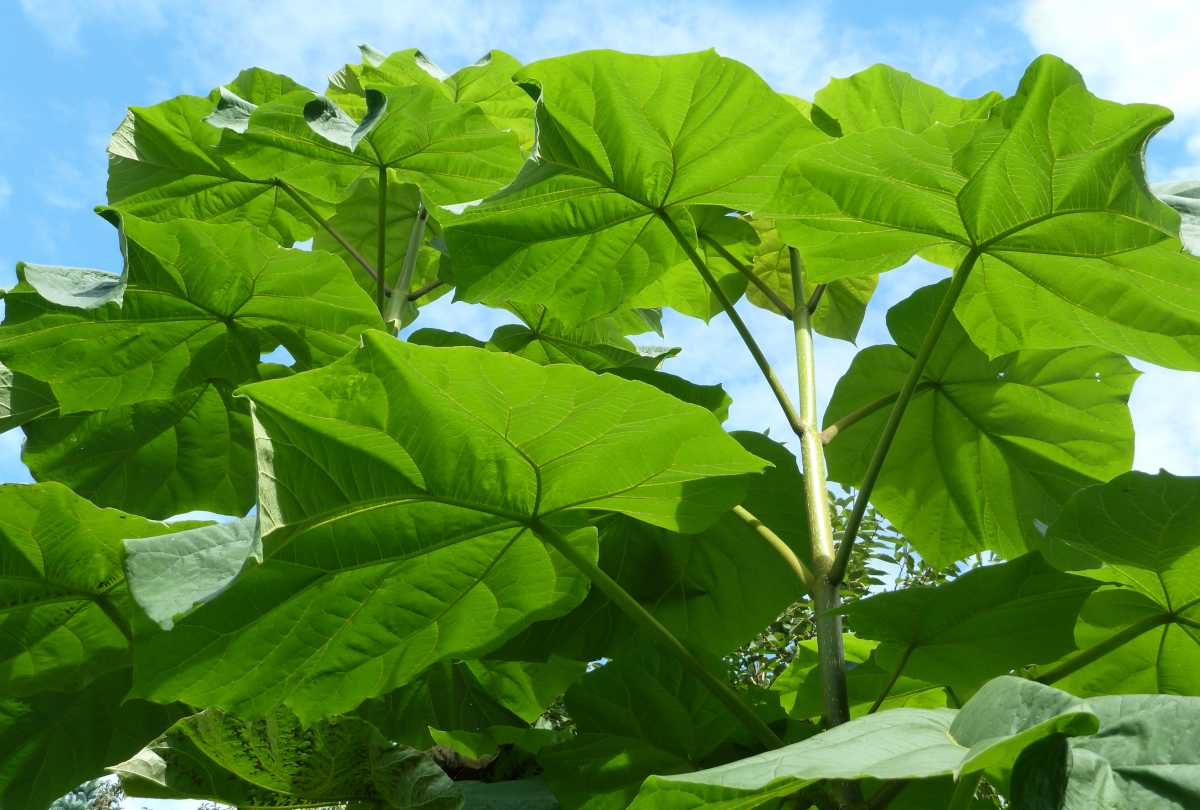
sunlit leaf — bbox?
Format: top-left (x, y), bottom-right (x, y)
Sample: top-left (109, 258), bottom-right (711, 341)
top-left (824, 280), bottom-right (1136, 564)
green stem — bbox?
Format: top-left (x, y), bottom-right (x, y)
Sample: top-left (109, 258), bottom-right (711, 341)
top-left (660, 212), bottom-right (805, 439)
top-left (732, 505), bottom-right (815, 592)
top-left (829, 249), bottom-right (980, 585)
top-left (867, 643), bottom-right (914, 714)
top-left (820, 383), bottom-right (936, 445)
top-left (375, 166), bottom-right (389, 314)
top-left (533, 519), bottom-right (784, 750)
top-left (408, 279), bottom-right (445, 301)
top-left (275, 179), bottom-right (383, 288)
top-left (701, 234), bottom-right (793, 317)
top-left (384, 204), bottom-right (429, 330)
top-left (806, 283), bottom-right (827, 315)
top-left (790, 247), bottom-right (852, 734)
top-left (948, 773), bottom-right (982, 810)
top-left (1035, 612), bottom-right (1172, 685)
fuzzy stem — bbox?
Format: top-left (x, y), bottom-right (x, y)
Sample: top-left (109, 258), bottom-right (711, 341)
top-left (533, 520), bottom-right (784, 750)
top-left (385, 204), bottom-right (429, 330)
top-left (659, 212), bottom-right (805, 439)
top-left (830, 250), bottom-right (979, 585)
top-left (732, 505), bottom-right (816, 592)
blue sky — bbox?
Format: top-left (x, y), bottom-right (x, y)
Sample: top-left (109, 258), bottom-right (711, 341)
top-left (0, 1), bottom-right (1197, 807)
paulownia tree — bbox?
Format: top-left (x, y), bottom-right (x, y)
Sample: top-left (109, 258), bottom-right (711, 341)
top-left (3, 44), bottom-right (1200, 810)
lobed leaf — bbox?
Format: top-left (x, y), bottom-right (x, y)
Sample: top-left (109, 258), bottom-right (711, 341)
top-left (771, 55), bottom-right (1200, 369)
top-left (130, 336), bottom-right (765, 723)
top-left (447, 50), bottom-right (825, 325)
top-left (824, 279), bottom-right (1136, 564)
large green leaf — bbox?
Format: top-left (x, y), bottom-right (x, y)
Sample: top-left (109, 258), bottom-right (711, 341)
top-left (446, 50), bottom-right (825, 325)
top-left (0, 669), bottom-right (184, 810)
top-left (112, 706), bottom-right (463, 809)
top-left (497, 432), bottom-right (808, 661)
top-left (1011, 694), bottom-right (1200, 808)
top-left (0, 214), bottom-right (382, 518)
top-left (131, 336), bottom-right (766, 723)
top-left (824, 280), bottom-right (1136, 564)
top-left (217, 80), bottom-right (523, 208)
top-left (771, 55), bottom-right (1200, 370)
top-left (107, 68), bottom-right (316, 242)
top-left (843, 553), bottom-right (1100, 696)
top-left (0, 482), bottom-right (185, 697)
top-left (487, 305), bottom-right (675, 371)
top-left (540, 644), bottom-right (745, 810)
top-left (1037, 471), bottom-right (1200, 695)
top-left (327, 46), bottom-right (448, 119)
top-left (741, 63), bottom-right (1001, 342)
top-left (630, 676), bottom-right (1097, 808)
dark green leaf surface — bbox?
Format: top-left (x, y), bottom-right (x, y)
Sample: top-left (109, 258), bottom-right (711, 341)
top-left (112, 706), bottom-right (463, 809)
top-left (0, 214), bottom-right (381, 517)
top-left (447, 50), bottom-right (825, 324)
top-left (630, 677), bottom-right (1096, 807)
top-left (772, 55), bottom-right (1200, 369)
top-left (1039, 471), bottom-right (1200, 695)
top-left (824, 280), bottom-right (1136, 564)
top-left (0, 483), bottom-right (182, 697)
top-left (107, 69), bottom-right (316, 242)
top-left (0, 669), bottom-right (183, 810)
top-left (541, 645), bottom-right (743, 810)
top-left (0, 361), bottom-right (55, 432)
top-left (844, 554), bottom-right (1099, 695)
top-left (460, 778), bottom-right (561, 809)
top-left (131, 336), bottom-right (765, 722)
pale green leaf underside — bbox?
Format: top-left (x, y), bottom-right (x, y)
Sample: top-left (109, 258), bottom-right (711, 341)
top-left (131, 336), bottom-right (764, 723)
top-left (1011, 694), bottom-right (1200, 808)
top-left (772, 55), bottom-right (1200, 369)
top-left (448, 49), bottom-right (825, 325)
top-left (824, 280), bottom-right (1136, 565)
top-left (1154, 179), bottom-right (1200, 254)
top-left (1039, 471), bottom-right (1200, 696)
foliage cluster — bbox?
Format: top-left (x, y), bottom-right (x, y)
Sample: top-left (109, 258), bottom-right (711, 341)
top-left (3, 42), bottom-right (1200, 810)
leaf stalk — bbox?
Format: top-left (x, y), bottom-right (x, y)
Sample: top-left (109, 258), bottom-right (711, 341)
top-left (659, 211), bottom-right (806, 439)
top-left (375, 166), bottom-right (389, 313)
top-left (732, 505), bottom-right (816, 592)
top-left (1034, 611), bottom-right (1172, 685)
top-left (532, 519), bottom-right (784, 750)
